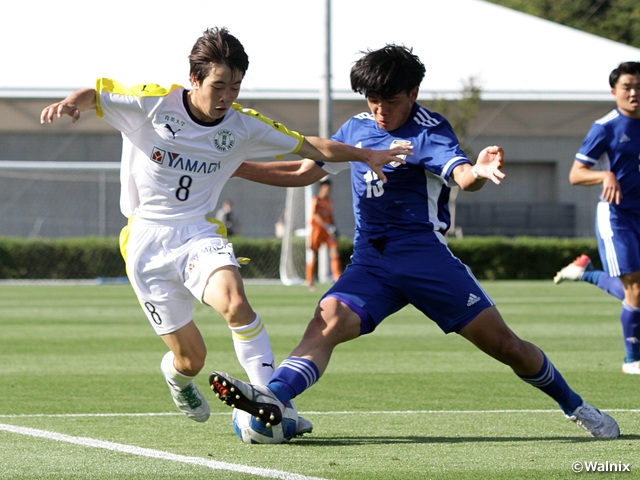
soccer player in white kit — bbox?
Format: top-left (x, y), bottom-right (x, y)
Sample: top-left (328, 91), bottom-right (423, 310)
top-left (40, 27), bottom-right (411, 429)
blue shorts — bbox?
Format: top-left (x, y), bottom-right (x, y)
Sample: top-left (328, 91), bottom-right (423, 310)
top-left (322, 232), bottom-right (494, 335)
top-left (595, 202), bottom-right (640, 277)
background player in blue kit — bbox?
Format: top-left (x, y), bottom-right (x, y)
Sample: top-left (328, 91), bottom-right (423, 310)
top-left (210, 45), bottom-right (620, 438)
top-left (553, 62), bottom-right (640, 375)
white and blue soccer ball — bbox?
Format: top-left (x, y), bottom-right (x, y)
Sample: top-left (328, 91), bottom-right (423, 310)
top-left (232, 404), bottom-right (298, 444)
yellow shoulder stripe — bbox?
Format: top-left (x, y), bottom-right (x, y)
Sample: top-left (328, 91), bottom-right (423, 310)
top-left (232, 103), bottom-right (305, 158)
top-left (95, 78), bottom-right (183, 118)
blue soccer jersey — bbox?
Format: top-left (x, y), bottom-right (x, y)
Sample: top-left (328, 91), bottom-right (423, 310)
top-left (318, 103), bottom-right (493, 335)
top-left (328, 103), bottom-right (470, 246)
top-left (576, 108), bottom-right (640, 212)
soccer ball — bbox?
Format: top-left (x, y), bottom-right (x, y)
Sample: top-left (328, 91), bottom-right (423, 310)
top-left (232, 404), bottom-right (298, 444)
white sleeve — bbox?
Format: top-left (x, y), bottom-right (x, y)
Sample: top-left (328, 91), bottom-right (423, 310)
top-left (317, 161), bottom-right (350, 175)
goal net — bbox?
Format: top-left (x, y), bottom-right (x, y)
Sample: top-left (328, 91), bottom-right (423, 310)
top-left (0, 161), bottom-right (316, 283)
top-left (0, 161), bottom-right (123, 238)
top-left (278, 186), bottom-right (310, 285)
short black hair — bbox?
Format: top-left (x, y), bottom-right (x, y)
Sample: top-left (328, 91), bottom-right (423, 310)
top-left (609, 61), bottom-right (640, 88)
top-left (189, 27), bottom-right (249, 84)
top-left (350, 44), bottom-right (425, 99)
top-left (319, 178), bottom-right (332, 186)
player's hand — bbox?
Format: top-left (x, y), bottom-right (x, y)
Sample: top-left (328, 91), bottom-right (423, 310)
top-left (40, 101), bottom-right (82, 124)
top-left (365, 144), bottom-right (413, 183)
top-left (601, 171), bottom-right (622, 204)
top-left (474, 145), bottom-right (505, 185)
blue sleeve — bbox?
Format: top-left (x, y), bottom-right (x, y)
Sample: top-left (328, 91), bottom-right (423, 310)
top-left (576, 123), bottom-right (607, 165)
top-left (414, 118), bottom-right (469, 181)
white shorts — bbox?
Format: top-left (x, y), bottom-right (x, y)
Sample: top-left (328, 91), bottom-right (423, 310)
top-left (123, 216), bottom-right (240, 335)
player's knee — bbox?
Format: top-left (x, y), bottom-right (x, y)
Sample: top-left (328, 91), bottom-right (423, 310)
top-left (216, 296), bottom-right (253, 326)
top-left (491, 334), bottom-right (530, 366)
top-left (224, 295), bottom-right (246, 316)
top-left (175, 352), bottom-right (206, 375)
top-left (309, 299), bottom-right (361, 344)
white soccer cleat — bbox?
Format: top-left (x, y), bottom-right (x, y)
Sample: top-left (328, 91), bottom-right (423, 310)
top-left (554, 254), bottom-right (593, 284)
top-left (165, 381), bottom-right (211, 422)
top-left (622, 360), bottom-right (640, 374)
top-left (566, 401), bottom-right (619, 439)
top-left (209, 372), bottom-right (284, 426)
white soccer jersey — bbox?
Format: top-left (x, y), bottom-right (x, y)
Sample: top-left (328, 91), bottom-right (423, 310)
top-left (96, 79), bottom-right (304, 220)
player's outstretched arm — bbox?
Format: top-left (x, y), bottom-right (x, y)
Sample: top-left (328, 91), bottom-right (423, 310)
top-left (298, 136), bottom-right (411, 183)
top-left (40, 88), bottom-right (97, 124)
top-left (452, 145), bottom-right (505, 192)
top-left (232, 159), bottom-right (327, 187)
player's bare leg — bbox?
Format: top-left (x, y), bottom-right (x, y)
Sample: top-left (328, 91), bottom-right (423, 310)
top-left (328, 244), bottom-right (342, 281)
top-left (204, 265), bottom-right (313, 433)
top-left (620, 270), bottom-right (640, 374)
top-left (458, 306), bottom-right (543, 375)
top-left (459, 307), bottom-right (619, 438)
top-left (288, 297), bottom-right (361, 375)
top-left (209, 297), bottom-right (358, 429)
top-left (162, 321), bottom-right (207, 375)
top-left (203, 266), bottom-right (256, 328)
top-left (305, 250), bottom-right (318, 291)
top-left (161, 322), bottom-right (210, 422)
top-left (203, 266), bottom-right (276, 384)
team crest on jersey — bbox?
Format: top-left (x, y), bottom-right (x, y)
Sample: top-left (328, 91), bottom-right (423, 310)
top-left (389, 139), bottom-right (411, 167)
top-left (214, 129), bottom-right (236, 152)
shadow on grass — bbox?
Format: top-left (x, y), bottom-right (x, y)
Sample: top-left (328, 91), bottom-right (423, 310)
top-left (292, 434), bottom-right (640, 446)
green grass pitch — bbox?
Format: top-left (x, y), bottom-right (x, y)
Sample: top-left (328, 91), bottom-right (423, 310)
top-left (0, 281), bottom-right (638, 479)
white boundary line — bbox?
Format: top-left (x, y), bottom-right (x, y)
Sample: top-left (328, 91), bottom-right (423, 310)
top-left (1, 408), bottom-right (638, 419)
top-left (0, 423), bottom-right (326, 480)
top-left (2, 409), bottom-right (636, 478)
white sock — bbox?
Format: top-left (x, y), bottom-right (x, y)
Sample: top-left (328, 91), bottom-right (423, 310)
top-left (160, 350), bottom-right (195, 390)
top-left (229, 313), bottom-right (275, 385)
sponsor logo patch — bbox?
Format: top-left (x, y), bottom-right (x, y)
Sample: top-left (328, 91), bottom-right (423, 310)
top-left (148, 147), bottom-right (221, 173)
top-left (150, 147), bottom-right (166, 164)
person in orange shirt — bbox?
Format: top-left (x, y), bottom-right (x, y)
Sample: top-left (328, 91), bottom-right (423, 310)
top-left (307, 179), bottom-right (342, 290)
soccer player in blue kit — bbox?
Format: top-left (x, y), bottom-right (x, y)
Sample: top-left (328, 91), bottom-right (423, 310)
top-left (210, 45), bottom-right (620, 438)
top-left (554, 61), bottom-right (640, 375)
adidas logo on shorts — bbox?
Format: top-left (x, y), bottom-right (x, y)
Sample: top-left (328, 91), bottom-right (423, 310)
top-left (467, 293), bottom-right (481, 307)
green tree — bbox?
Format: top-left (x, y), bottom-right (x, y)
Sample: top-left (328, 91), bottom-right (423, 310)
top-left (486, 0), bottom-right (640, 49)
top-left (424, 76), bottom-right (482, 157)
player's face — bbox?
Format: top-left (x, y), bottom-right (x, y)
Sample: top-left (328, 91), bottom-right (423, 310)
top-left (188, 64), bottom-right (242, 122)
top-left (612, 73), bottom-right (640, 118)
top-left (366, 87), bottom-right (419, 131)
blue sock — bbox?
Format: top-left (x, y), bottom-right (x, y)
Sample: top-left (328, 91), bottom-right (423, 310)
top-left (583, 270), bottom-right (624, 300)
top-left (517, 352), bottom-right (582, 415)
top-left (581, 270), bottom-right (602, 285)
top-left (268, 357), bottom-right (320, 404)
top-left (621, 303), bottom-right (640, 363)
